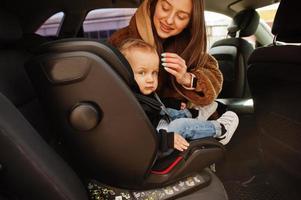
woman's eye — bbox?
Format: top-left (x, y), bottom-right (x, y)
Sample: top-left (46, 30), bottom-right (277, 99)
top-left (162, 6), bottom-right (168, 11)
top-left (178, 14), bottom-right (188, 20)
top-left (138, 71), bottom-right (145, 75)
top-left (161, 3), bottom-right (170, 11)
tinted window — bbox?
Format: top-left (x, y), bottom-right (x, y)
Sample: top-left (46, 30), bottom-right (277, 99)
top-left (35, 12), bottom-right (64, 36)
top-left (83, 8), bottom-right (136, 40)
top-left (205, 11), bottom-right (231, 48)
top-left (82, 8), bottom-right (231, 48)
top-left (257, 3), bottom-right (280, 29)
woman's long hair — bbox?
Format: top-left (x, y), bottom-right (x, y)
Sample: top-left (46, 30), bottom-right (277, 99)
top-left (149, 0), bottom-right (208, 69)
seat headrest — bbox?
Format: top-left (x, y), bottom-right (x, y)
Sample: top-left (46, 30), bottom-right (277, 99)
top-left (228, 9), bottom-right (259, 38)
top-left (0, 10), bottom-right (22, 44)
top-left (272, 0), bottom-right (301, 43)
top-left (36, 39), bottom-right (140, 92)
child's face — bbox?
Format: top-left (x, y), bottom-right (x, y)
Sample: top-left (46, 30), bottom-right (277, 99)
top-left (127, 49), bottom-right (159, 95)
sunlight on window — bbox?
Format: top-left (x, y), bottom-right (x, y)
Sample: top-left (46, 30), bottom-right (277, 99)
top-left (36, 12), bottom-right (64, 36)
top-left (257, 3), bottom-right (279, 28)
top-left (205, 11), bottom-right (231, 48)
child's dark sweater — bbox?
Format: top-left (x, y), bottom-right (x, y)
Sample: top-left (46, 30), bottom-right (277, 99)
top-left (134, 92), bottom-right (198, 152)
top-left (135, 92), bottom-right (173, 152)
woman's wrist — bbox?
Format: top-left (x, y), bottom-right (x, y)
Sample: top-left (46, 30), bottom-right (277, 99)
top-left (179, 73), bottom-right (192, 86)
top-left (181, 73), bottom-right (197, 90)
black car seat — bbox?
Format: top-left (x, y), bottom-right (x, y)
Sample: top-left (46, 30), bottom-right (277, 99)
top-left (0, 9), bottom-right (88, 200)
top-left (0, 93), bottom-right (89, 200)
top-left (26, 38), bottom-right (225, 189)
top-left (209, 9), bottom-right (259, 98)
top-left (247, 0), bottom-right (301, 178)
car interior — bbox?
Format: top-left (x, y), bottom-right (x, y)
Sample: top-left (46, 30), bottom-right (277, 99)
top-left (0, 0), bottom-right (300, 199)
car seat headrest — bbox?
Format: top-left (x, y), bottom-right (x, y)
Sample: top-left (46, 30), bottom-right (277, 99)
top-left (227, 9), bottom-right (259, 38)
top-left (36, 39), bottom-right (141, 92)
top-left (272, 0), bottom-right (301, 43)
top-left (0, 10), bottom-right (22, 44)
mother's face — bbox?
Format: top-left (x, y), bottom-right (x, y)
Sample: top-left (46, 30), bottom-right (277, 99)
top-left (153, 0), bottom-right (192, 39)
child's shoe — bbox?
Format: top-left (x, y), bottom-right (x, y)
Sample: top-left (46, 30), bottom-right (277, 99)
top-left (216, 111), bottom-right (239, 145)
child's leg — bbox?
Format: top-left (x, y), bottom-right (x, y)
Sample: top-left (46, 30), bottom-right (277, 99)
top-left (167, 118), bottom-right (222, 140)
top-left (161, 108), bottom-right (192, 120)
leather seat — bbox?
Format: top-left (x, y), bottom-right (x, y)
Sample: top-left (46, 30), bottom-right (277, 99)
top-left (247, 1), bottom-right (301, 178)
top-left (0, 9), bottom-right (88, 200)
top-left (26, 39), bottom-right (225, 189)
top-left (209, 9), bottom-right (259, 98)
top-left (0, 93), bottom-right (89, 200)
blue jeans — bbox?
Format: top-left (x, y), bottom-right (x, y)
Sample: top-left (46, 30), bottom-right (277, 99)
top-left (167, 118), bottom-right (222, 140)
top-left (160, 108), bottom-right (221, 140)
top-left (160, 108), bottom-right (193, 120)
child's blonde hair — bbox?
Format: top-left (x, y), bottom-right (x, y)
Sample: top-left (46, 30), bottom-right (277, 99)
top-left (118, 38), bottom-right (158, 58)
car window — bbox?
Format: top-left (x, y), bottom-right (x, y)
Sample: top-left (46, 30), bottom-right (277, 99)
top-left (83, 8), bottom-right (136, 40)
top-left (205, 11), bottom-right (231, 48)
top-left (249, 2), bottom-right (280, 46)
top-left (35, 12), bottom-right (65, 36)
top-left (82, 9), bottom-right (231, 48)
top-left (257, 3), bottom-right (280, 31)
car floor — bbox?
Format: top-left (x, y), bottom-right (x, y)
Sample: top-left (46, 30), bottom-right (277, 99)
top-left (215, 114), bottom-right (300, 200)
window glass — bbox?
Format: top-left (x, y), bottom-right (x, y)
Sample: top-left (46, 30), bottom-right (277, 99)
top-left (256, 3), bottom-right (280, 29)
top-left (35, 12), bottom-right (64, 36)
top-left (82, 9), bottom-right (231, 48)
top-left (205, 11), bottom-right (231, 48)
top-left (83, 8), bottom-right (136, 40)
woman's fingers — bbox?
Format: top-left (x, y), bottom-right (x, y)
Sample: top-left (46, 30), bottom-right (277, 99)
top-left (163, 66), bottom-right (178, 77)
top-left (162, 52), bottom-right (184, 60)
top-left (162, 52), bottom-right (190, 85)
top-left (164, 66), bottom-right (191, 86)
top-left (162, 57), bottom-right (185, 65)
top-left (161, 52), bottom-right (186, 65)
top-left (162, 62), bottom-right (182, 71)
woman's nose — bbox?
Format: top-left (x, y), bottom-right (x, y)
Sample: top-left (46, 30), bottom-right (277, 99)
top-left (166, 13), bottom-right (175, 25)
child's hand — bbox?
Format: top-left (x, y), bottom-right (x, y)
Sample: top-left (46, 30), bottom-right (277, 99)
top-left (174, 133), bottom-right (189, 151)
top-left (180, 102), bottom-right (187, 110)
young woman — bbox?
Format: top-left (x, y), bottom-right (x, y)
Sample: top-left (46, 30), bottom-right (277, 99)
top-left (109, 0), bottom-right (223, 109)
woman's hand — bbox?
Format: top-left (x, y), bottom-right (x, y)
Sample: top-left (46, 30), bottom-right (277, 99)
top-left (174, 133), bottom-right (189, 151)
top-left (161, 52), bottom-right (191, 86)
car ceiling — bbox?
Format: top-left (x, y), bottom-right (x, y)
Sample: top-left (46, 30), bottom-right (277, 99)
top-left (2, 0), bottom-right (280, 33)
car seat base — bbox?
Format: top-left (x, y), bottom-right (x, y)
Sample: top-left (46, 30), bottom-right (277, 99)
top-left (88, 170), bottom-right (211, 200)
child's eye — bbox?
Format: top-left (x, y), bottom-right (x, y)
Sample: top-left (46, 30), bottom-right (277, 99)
top-left (153, 71), bottom-right (159, 76)
top-left (138, 71), bottom-right (145, 76)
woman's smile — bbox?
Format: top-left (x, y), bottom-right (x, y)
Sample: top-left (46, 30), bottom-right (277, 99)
top-left (160, 22), bottom-right (174, 33)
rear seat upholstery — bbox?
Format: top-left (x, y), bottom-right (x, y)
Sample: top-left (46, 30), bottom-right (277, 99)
top-left (209, 9), bottom-right (259, 98)
top-left (0, 9), bottom-right (88, 200)
top-left (0, 10), bottom-right (54, 142)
